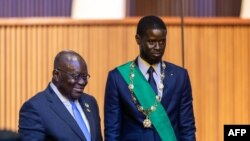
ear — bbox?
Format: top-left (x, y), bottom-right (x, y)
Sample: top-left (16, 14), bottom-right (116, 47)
top-left (135, 34), bottom-right (141, 45)
top-left (52, 70), bottom-right (59, 82)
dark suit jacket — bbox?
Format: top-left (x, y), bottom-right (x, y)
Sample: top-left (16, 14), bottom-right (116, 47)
top-left (104, 61), bottom-right (196, 141)
top-left (19, 85), bottom-right (102, 141)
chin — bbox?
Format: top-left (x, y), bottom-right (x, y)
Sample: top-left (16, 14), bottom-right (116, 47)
top-left (141, 55), bottom-right (162, 64)
top-left (149, 58), bottom-right (162, 64)
top-left (72, 93), bottom-right (82, 99)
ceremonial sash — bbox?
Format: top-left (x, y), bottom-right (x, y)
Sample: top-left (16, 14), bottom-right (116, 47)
top-left (117, 61), bottom-right (177, 141)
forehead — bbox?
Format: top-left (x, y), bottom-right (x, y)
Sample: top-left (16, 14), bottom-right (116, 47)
top-left (63, 57), bottom-right (87, 72)
top-left (144, 28), bottom-right (166, 39)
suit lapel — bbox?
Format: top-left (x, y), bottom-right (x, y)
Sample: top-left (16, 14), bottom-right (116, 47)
top-left (45, 87), bottom-right (86, 141)
top-left (161, 62), bottom-right (176, 109)
top-left (79, 96), bottom-right (96, 141)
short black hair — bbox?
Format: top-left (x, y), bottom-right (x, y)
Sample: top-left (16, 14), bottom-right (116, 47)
top-left (53, 50), bottom-right (85, 69)
top-left (136, 15), bottom-right (167, 36)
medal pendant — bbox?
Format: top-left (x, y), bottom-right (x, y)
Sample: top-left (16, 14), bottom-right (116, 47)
top-left (143, 118), bottom-right (151, 128)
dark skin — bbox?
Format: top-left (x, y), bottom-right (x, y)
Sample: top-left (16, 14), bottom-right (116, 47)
top-left (52, 51), bottom-right (88, 100)
top-left (136, 28), bottom-right (167, 65)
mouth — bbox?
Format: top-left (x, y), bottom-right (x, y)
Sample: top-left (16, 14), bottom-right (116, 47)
top-left (73, 87), bottom-right (84, 93)
top-left (151, 52), bottom-right (162, 57)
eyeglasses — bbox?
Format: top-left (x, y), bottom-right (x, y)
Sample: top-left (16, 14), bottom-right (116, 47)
top-left (56, 68), bottom-right (90, 81)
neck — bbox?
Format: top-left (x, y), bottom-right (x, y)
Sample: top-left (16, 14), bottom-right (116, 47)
top-left (138, 56), bottom-right (161, 66)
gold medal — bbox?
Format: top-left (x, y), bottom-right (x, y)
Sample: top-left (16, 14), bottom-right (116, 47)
top-left (143, 117), bottom-right (151, 128)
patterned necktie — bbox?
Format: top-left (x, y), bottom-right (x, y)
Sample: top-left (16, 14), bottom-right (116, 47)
top-left (70, 101), bottom-right (91, 141)
top-left (147, 66), bottom-right (158, 94)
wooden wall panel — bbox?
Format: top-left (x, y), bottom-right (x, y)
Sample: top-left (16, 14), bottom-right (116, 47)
top-left (0, 18), bottom-right (250, 141)
top-left (185, 25), bottom-right (219, 141)
top-left (185, 25), bottom-right (202, 139)
top-left (165, 25), bottom-right (182, 65)
top-left (233, 26), bottom-right (250, 123)
top-left (184, 22), bottom-right (250, 141)
top-left (0, 27), bottom-right (4, 128)
top-left (217, 26), bottom-right (234, 141)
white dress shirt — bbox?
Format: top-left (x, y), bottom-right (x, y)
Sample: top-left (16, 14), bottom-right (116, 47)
top-left (50, 82), bottom-right (91, 133)
top-left (137, 56), bottom-right (163, 98)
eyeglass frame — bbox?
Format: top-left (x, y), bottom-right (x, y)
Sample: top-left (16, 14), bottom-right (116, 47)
top-left (56, 68), bottom-right (90, 82)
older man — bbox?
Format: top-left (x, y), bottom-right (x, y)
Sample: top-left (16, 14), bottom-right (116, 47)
top-left (19, 50), bottom-right (102, 141)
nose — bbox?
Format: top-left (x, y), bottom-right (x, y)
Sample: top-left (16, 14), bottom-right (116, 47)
top-left (155, 42), bottom-right (161, 49)
top-left (78, 77), bottom-right (88, 85)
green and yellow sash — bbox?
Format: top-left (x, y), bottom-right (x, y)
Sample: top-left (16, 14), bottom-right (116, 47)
top-left (117, 61), bottom-right (177, 141)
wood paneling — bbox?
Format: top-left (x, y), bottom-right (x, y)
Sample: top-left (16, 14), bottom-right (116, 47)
top-left (0, 18), bottom-right (250, 141)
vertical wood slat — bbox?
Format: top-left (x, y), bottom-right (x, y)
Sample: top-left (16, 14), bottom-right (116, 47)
top-left (15, 26), bottom-right (22, 131)
top-left (4, 27), bottom-right (10, 128)
top-left (217, 26), bottom-right (234, 141)
top-left (201, 26), bottom-right (218, 141)
top-left (10, 26), bottom-right (17, 130)
top-left (0, 27), bottom-right (5, 128)
top-left (0, 18), bottom-right (249, 141)
top-left (37, 26), bottom-right (42, 90)
top-left (233, 26), bottom-right (249, 123)
top-left (185, 25), bottom-right (220, 141)
top-left (184, 25), bottom-right (201, 139)
top-left (5, 26), bottom-right (14, 129)
top-left (165, 25), bottom-right (182, 66)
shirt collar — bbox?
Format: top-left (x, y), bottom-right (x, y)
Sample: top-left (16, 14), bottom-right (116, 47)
top-left (50, 82), bottom-right (71, 104)
top-left (137, 56), bottom-right (161, 76)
